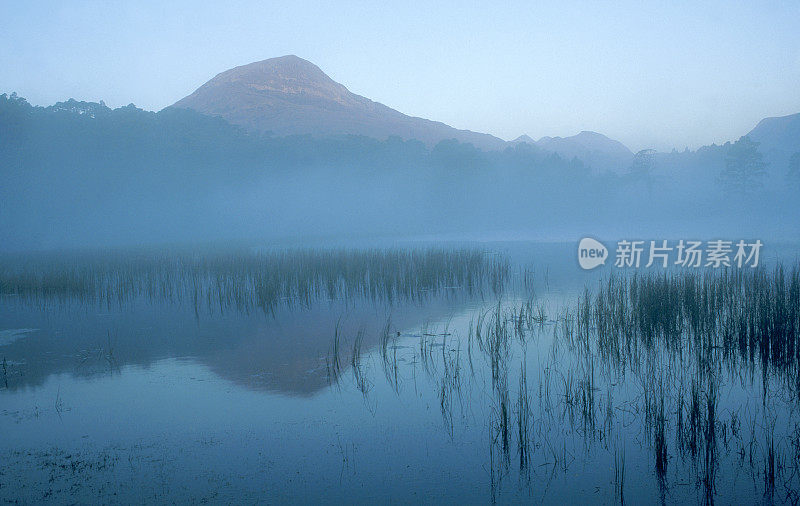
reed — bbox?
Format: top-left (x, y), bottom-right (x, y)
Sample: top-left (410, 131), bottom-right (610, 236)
top-left (0, 247), bottom-right (510, 314)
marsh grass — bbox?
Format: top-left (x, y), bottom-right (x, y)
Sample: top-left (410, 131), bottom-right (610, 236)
top-left (350, 328), bottom-right (371, 397)
top-left (379, 316), bottom-right (402, 394)
top-left (516, 360), bottom-right (532, 473)
top-left (614, 443), bottom-right (625, 505)
top-left (326, 318), bottom-right (344, 388)
top-left (337, 262), bottom-right (800, 502)
top-left (0, 247), bottom-right (509, 314)
top-left (578, 265), bottom-right (800, 380)
top-left (561, 264), bottom-right (800, 502)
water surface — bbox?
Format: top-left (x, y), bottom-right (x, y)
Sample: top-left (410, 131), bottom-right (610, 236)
top-left (1, 242), bottom-right (798, 504)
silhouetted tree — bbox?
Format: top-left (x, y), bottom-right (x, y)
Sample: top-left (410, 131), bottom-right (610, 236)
top-left (719, 136), bottom-right (767, 197)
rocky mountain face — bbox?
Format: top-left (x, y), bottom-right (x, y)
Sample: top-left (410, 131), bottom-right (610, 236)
top-left (172, 55), bottom-right (507, 150)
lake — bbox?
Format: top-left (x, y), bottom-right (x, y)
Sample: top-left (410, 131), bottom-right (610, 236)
top-left (1, 241), bottom-right (798, 504)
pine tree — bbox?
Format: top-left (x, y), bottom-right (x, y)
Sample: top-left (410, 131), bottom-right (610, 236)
top-left (719, 136), bottom-right (767, 197)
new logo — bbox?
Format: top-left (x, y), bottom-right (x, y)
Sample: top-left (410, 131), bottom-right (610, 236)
top-left (578, 238), bottom-right (608, 270)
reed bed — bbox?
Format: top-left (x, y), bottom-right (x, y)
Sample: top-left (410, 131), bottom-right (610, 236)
top-left (577, 264), bottom-right (800, 380)
top-left (0, 247), bottom-right (509, 313)
top-left (352, 263), bottom-right (800, 503)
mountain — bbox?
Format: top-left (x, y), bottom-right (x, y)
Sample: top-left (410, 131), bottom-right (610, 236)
top-left (512, 130), bottom-right (633, 172)
top-left (746, 112), bottom-right (800, 168)
top-left (511, 134), bottom-right (536, 144)
top-left (172, 55), bottom-right (506, 151)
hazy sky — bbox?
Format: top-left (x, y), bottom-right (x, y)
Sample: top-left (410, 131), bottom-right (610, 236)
top-left (2, 1), bottom-right (798, 152)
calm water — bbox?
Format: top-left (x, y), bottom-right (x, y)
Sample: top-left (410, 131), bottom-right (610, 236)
top-left (1, 241), bottom-right (799, 504)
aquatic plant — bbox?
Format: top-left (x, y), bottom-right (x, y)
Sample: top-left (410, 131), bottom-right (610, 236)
top-left (0, 247), bottom-right (510, 315)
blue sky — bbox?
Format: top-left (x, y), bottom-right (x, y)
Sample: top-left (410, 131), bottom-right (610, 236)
top-left (2, 0), bottom-right (798, 151)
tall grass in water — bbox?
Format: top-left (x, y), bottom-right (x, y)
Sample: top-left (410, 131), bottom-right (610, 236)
top-left (577, 265), bottom-right (800, 382)
top-left (398, 264), bottom-right (800, 502)
top-left (516, 361), bottom-right (532, 473)
top-left (326, 319), bottom-right (344, 388)
top-left (350, 328), bottom-right (371, 397)
top-left (0, 247), bottom-right (509, 314)
top-left (311, 261), bottom-right (800, 502)
top-left (567, 264), bottom-right (800, 502)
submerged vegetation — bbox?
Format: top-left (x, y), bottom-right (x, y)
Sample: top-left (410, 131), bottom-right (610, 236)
top-left (0, 247), bottom-right (509, 313)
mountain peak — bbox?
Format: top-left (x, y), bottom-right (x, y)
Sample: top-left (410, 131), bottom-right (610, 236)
top-left (534, 130), bottom-right (633, 172)
top-left (575, 130), bottom-right (605, 139)
top-left (191, 55), bottom-right (355, 107)
top-left (511, 134), bottom-right (536, 144)
top-left (171, 56), bottom-right (506, 150)
top-left (223, 55), bottom-right (330, 83)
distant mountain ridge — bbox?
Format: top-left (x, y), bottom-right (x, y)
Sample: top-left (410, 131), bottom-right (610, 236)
top-left (513, 130), bottom-right (634, 172)
top-left (167, 55), bottom-right (797, 173)
top-left (746, 112), bottom-right (800, 167)
top-left (172, 55), bottom-right (507, 151)
top-left (171, 55), bottom-right (646, 169)
top-left (3, 90), bottom-right (800, 252)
